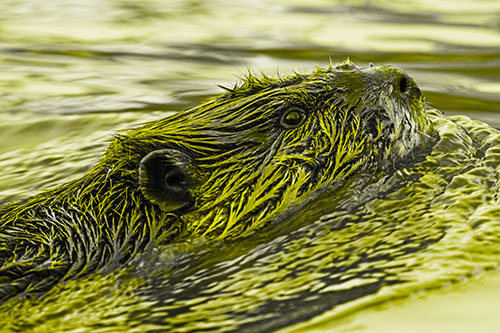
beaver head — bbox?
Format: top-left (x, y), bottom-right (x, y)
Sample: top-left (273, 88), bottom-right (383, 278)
top-left (104, 60), bottom-right (434, 239)
top-left (0, 60), bottom-right (434, 300)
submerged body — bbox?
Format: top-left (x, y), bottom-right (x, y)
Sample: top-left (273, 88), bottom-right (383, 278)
top-left (0, 61), bottom-right (435, 302)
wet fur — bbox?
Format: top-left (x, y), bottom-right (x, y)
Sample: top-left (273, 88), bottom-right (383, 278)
top-left (0, 60), bottom-right (435, 301)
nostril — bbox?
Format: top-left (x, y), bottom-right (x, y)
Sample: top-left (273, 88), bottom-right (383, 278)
top-left (399, 75), bottom-right (410, 94)
top-left (415, 87), bottom-right (422, 97)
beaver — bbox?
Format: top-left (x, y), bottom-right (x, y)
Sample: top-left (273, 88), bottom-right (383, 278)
top-left (0, 60), bottom-right (435, 302)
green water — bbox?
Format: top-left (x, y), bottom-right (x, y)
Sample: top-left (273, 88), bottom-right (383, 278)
top-left (0, 0), bottom-right (499, 332)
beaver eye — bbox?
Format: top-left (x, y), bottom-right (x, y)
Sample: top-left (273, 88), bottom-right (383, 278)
top-left (281, 108), bottom-right (306, 128)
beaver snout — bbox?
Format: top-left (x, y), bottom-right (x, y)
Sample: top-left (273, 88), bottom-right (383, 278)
top-left (138, 149), bottom-right (194, 212)
top-left (395, 73), bottom-right (422, 98)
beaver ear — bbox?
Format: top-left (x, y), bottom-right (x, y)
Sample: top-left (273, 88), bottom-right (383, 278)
top-left (138, 149), bottom-right (194, 212)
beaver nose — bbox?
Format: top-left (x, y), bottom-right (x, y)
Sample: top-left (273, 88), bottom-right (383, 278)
top-left (398, 75), bottom-right (410, 94)
top-left (396, 73), bottom-right (422, 97)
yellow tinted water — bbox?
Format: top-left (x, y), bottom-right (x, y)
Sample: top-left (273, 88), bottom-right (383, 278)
top-left (0, 0), bottom-right (499, 331)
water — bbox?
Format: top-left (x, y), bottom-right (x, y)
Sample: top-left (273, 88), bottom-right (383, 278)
top-left (0, 0), bottom-right (499, 331)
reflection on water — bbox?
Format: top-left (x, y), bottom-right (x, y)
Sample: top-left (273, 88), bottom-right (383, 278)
top-left (0, 0), bottom-right (499, 331)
